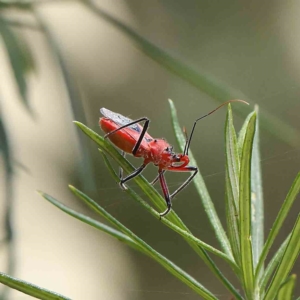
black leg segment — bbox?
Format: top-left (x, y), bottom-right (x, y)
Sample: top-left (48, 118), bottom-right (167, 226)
top-left (119, 164), bottom-right (147, 190)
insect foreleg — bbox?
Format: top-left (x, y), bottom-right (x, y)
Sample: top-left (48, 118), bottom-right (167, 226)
top-left (119, 163), bottom-right (147, 190)
top-left (168, 166), bottom-right (198, 198)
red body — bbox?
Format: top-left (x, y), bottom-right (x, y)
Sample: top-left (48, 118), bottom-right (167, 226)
top-left (99, 109), bottom-right (189, 171)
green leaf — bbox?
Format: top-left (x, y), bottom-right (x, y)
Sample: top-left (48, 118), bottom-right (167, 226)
top-left (0, 16), bottom-right (34, 110)
top-left (237, 113), bottom-right (252, 159)
top-left (38, 191), bottom-right (142, 252)
top-left (277, 274), bottom-right (296, 300)
top-left (251, 106), bottom-right (264, 270)
top-left (168, 99), bottom-right (233, 260)
top-left (255, 172), bottom-right (300, 282)
top-left (259, 234), bottom-right (290, 294)
top-left (100, 149), bottom-right (238, 271)
top-left (41, 189), bottom-right (217, 300)
top-left (224, 104), bottom-right (241, 265)
top-left (74, 121), bottom-right (242, 300)
top-left (264, 214), bottom-right (300, 300)
top-left (239, 111), bottom-right (256, 298)
top-left (0, 272), bottom-right (71, 300)
top-left (83, 2), bottom-right (300, 148)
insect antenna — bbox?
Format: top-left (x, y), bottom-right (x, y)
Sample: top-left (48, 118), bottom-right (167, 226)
top-left (183, 99), bottom-right (249, 155)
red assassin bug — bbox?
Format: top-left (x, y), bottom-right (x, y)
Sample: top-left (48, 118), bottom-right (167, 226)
top-left (99, 99), bottom-right (248, 217)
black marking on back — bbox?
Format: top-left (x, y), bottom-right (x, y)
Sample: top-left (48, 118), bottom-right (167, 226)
top-left (100, 108), bottom-right (141, 133)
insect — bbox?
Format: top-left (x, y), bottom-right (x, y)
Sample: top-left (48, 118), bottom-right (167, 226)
top-left (99, 99), bottom-right (248, 217)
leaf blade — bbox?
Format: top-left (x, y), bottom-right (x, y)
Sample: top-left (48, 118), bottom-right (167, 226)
top-left (61, 188), bottom-right (218, 300)
top-left (168, 99), bottom-right (233, 260)
top-left (0, 272), bottom-right (71, 300)
top-left (239, 112), bottom-right (256, 298)
top-left (255, 172), bottom-right (300, 281)
top-left (224, 104), bottom-right (241, 266)
top-left (264, 215), bottom-right (300, 300)
top-left (277, 274), bottom-right (296, 300)
top-left (251, 106), bottom-right (264, 271)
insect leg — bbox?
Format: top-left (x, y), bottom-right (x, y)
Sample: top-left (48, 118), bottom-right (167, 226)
top-left (119, 151), bottom-right (125, 180)
top-left (158, 170), bottom-right (172, 218)
top-left (104, 117), bottom-right (150, 156)
top-left (150, 170), bottom-right (166, 185)
top-left (119, 163), bottom-right (147, 190)
top-left (167, 166), bottom-right (198, 198)
top-left (132, 119), bottom-right (149, 155)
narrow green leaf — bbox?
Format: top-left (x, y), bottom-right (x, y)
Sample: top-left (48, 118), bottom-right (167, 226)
top-left (0, 272), bottom-right (71, 300)
top-left (255, 172), bottom-right (300, 281)
top-left (259, 235), bottom-right (290, 294)
top-left (64, 187), bottom-right (218, 299)
top-left (264, 214), bottom-right (300, 300)
top-left (168, 99), bottom-right (233, 260)
top-left (237, 113), bottom-right (252, 159)
top-left (83, 2), bottom-right (300, 148)
top-left (74, 121), bottom-right (243, 300)
top-left (39, 191), bottom-right (142, 252)
top-left (239, 111), bottom-right (256, 298)
top-left (0, 16), bottom-right (33, 110)
top-left (100, 149), bottom-right (238, 271)
top-left (277, 274), bottom-right (296, 300)
top-left (224, 104), bottom-right (241, 265)
top-left (251, 106), bottom-right (264, 270)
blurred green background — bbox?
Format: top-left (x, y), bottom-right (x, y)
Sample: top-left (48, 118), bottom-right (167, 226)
top-left (0, 0), bottom-right (299, 299)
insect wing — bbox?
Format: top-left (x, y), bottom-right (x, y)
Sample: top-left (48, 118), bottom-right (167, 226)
top-left (100, 108), bottom-right (142, 134)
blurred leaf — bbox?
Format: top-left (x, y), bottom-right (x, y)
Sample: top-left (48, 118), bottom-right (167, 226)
top-left (259, 234), bottom-right (290, 294)
top-left (74, 121), bottom-right (242, 300)
top-left (0, 108), bottom-right (16, 299)
top-left (251, 106), bottom-right (264, 270)
top-left (255, 172), bottom-right (300, 281)
top-left (0, 15), bottom-right (34, 110)
top-left (41, 189), bottom-right (218, 300)
top-left (277, 274), bottom-right (296, 300)
top-left (33, 10), bottom-right (97, 193)
top-left (168, 99), bottom-right (233, 260)
top-left (239, 111), bottom-right (256, 298)
top-left (83, 2), bottom-right (300, 148)
top-left (224, 104), bottom-right (240, 265)
top-left (264, 214), bottom-right (300, 300)
top-left (0, 271), bottom-right (71, 300)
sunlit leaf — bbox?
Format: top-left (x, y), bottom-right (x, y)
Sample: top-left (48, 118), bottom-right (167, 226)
top-left (251, 106), bottom-right (264, 270)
